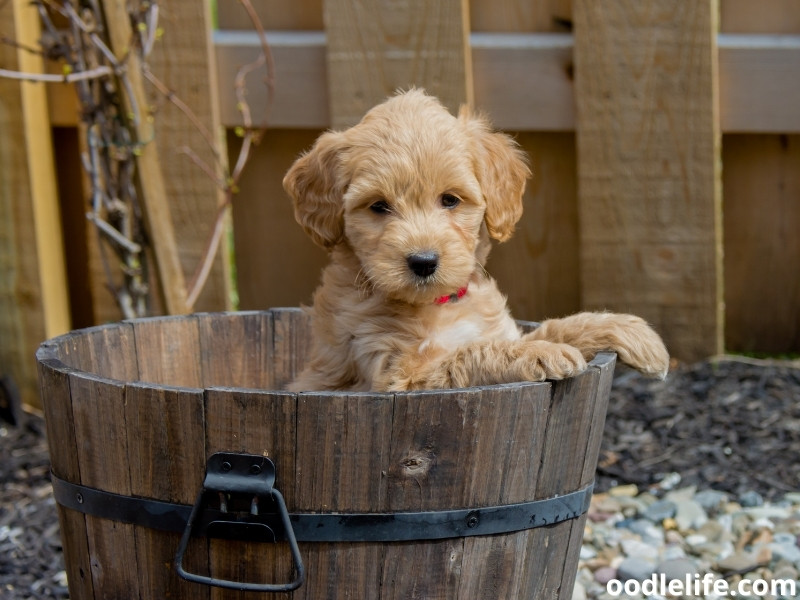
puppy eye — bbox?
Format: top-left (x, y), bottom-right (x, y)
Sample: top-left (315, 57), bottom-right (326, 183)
top-left (440, 193), bottom-right (461, 209)
top-left (369, 200), bottom-right (392, 215)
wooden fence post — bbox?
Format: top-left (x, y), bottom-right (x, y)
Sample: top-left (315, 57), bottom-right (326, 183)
top-left (323, 0), bottom-right (473, 128)
top-left (573, 1), bottom-right (723, 361)
top-left (0, 0), bottom-right (71, 409)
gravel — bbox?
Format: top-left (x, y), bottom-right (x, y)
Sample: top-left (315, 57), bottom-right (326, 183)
top-left (1, 356), bottom-right (798, 599)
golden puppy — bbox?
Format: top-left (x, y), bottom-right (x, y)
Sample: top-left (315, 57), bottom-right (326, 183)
top-left (283, 89), bottom-right (669, 392)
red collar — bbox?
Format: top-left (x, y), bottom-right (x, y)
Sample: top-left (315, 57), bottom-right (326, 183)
top-left (434, 286), bottom-right (468, 305)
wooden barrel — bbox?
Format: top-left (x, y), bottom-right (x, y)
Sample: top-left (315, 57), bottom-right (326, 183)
top-left (36, 309), bottom-right (615, 599)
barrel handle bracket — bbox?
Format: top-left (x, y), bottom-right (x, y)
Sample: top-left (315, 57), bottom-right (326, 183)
top-left (174, 452), bottom-right (305, 592)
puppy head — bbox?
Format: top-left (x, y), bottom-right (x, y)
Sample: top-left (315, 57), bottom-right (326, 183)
top-left (283, 89), bottom-right (530, 304)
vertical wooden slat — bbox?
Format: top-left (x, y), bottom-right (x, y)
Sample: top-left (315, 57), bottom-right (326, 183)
top-left (100, 0), bottom-right (190, 315)
top-left (723, 134), bottom-right (800, 353)
top-left (521, 368), bottom-right (599, 599)
top-left (489, 132), bottom-right (580, 322)
top-left (125, 383), bottom-right (209, 599)
top-left (0, 0), bottom-right (70, 410)
top-left (197, 311), bottom-right (274, 389)
top-left (217, 0), bottom-right (324, 30)
top-left (573, 1), bottom-right (723, 361)
top-left (559, 354), bottom-right (616, 598)
top-left (294, 392), bottom-right (393, 599)
top-left (469, 0), bottom-right (572, 32)
top-left (457, 383), bottom-right (552, 599)
top-left (323, 0), bottom-right (473, 128)
top-left (271, 308), bottom-right (312, 389)
top-left (11, 0), bottom-right (71, 338)
top-left (145, 0), bottom-right (231, 313)
top-left (230, 131), bottom-right (329, 313)
top-left (35, 351), bottom-right (95, 599)
top-left (204, 388), bottom-right (298, 599)
top-left (131, 315), bottom-right (203, 387)
top-left (69, 372), bottom-right (141, 597)
top-left (380, 388), bottom-right (500, 599)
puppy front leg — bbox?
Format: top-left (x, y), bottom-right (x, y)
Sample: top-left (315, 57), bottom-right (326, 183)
top-left (379, 339), bottom-right (587, 392)
top-left (526, 312), bottom-right (669, 379)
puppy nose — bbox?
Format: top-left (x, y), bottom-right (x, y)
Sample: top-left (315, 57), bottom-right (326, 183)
top-left (406, 251), bottom-right (439, 278)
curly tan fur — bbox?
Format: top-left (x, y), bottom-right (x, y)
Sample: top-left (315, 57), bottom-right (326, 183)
top-left (283, 89), bottom-right (669, 392)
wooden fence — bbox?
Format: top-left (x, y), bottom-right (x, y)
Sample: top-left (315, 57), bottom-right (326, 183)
top-left (2, 0), bottom-right (799, 408)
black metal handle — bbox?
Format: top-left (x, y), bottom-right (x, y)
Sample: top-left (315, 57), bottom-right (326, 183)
top-left (174, 453), bottom-right (305, 592)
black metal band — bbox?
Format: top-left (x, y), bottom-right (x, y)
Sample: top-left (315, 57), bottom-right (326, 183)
top-left (51, 473), bottom-right (592, 543)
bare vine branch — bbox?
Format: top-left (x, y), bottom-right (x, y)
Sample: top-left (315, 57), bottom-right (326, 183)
top-left (1, 0), bottom-right (272, 317)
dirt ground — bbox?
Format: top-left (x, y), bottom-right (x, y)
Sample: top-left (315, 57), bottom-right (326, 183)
top-left (1, 356), bottom-right (798, 598)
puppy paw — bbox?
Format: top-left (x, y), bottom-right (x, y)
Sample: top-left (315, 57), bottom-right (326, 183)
top-left (517, 340), bottom-right (588, 381)
top-left (617, 323), bottom-right (670, 379)
top-left (582, 313), bottom-right (670, 379)
top-left (530, 312), bottom-right (670, 379)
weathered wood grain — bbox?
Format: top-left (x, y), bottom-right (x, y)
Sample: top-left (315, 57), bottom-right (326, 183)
top-left (0, 0), bottom-right (67, 410)
top-left (204, 387), bottom-right (298, 599)
top-left (457, 383), bottom-right (552, 599)
top-left (125, 383), bottom-right (209, 599)
top-left (197, 311), bottom-right (273, 389)
top-left (573, 0), bottom-right (723, 361)
top-left (144, 0), bottom-right (230, 313)
top-left (131, 315), bottom-right (203, 387)
top-left (294, 392), bottom-right (392, 598)
top-left (723, 135), bottom-right (800, 353)
top-left (68, 372), bottom-right (141, 597)
top-left (323, 0), bottom-right (472, 128)
top-left (35, 352), bottom-right (94, 599)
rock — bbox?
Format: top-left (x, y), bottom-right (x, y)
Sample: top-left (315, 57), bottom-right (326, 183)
top-left (593, 494), bottom-right (622, 514)
top-left (674, 499), bottom-right (708, 531)
top-left (617, 557), bottom-right (656, 583)
top-left (782, 492), bottom-right (800, 505)
top-left (572, 581), bottom-right (587, 600)
top-left (750, 516), bottom-right (776, 531)
top-left (773, 532), bottom-right (797, 546)
top-left (654, 472), bottom-right (682, 491)
top-left (694, 489), bottom-right (729, 512)
top-left (627, 519), bottom-right (665, 545)
top-left (662, 517), bottom-right (678, 531)
top-left (716, 548), bottom-right (771, 573)
top-left (643, 499), bottom-right (677, 523)
top-left (697, 520), bottom-right (732, 546)
top-left (745, 506), bottom-right (791, 521)
top-left (609, 484), bottom-right (639, 498)
top-left (773, 563), bottom-right (799, 581)
top-left (656, 557), bottom-right (698, 581)
top-left (685, 533), bottom-right (708, 550)
top-left (665, 486), bottom-right (697, 503)
top-left (665, 529), bottom-right (684, 545)
top-left (770, 540), bottom-right (800, 565)
top-left (620, 539), bottom-right (659, 562)
top-left (594, 566), bottom-right (617, 586)
top-left (739, 490), bottom-right (765, 508)
top-left (661, 544), bottom-right (687, 561)
top-left (581, 545), bottom-right (598, 560)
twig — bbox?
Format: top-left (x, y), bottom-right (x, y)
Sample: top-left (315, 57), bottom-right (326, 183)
top-left (0, 65), bottom-right (112, 82)
top-left (142, 67), bottom-right (220, 164)
top-left (86, 212), bottom-right (143, 254)
top-left (186, 201), bottom-right (230, 309)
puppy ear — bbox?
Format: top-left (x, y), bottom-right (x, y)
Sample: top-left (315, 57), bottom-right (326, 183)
top-left (459, 107), bottom-right (530, 242)
top-left (283, 131), bottom-right (349, 249)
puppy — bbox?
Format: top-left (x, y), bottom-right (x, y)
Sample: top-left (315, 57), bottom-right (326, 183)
top-left (283, 89), bottom-right (669, 392)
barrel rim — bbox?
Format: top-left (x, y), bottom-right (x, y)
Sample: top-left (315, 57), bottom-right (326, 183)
top-left (36, 309), bottom-right (617, 395)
